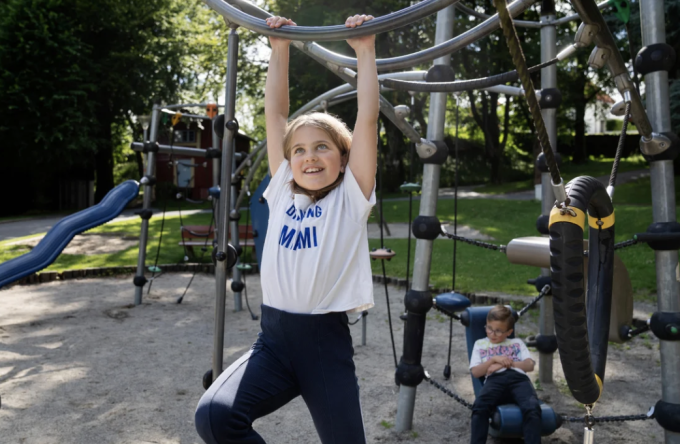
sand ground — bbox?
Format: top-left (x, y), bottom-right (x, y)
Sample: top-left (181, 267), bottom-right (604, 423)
top-left (0, 273), bottom-right (665, 443)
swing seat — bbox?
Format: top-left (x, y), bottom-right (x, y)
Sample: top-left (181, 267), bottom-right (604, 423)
top-left (463, 306), bottom-right (561, 438)
top-left (434, 292), bottom-right (470, 313)
top-left (399, 182), bottom-right (421, 193)
top-left (370, 247), bottom-right (396, 260)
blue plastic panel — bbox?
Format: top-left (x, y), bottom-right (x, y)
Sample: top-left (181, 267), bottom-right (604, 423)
top-left (0, 180), bottom-right (140, 289)
top-left (249, 175), bottom-right (270, 271)
top-left (435, 292), bottom-right (471, 312)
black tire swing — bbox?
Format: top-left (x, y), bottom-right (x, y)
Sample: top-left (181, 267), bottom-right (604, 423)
top-left (490, 0), bottom-right (616, 412)
top-left (549, 177), bottom-right (615, 406)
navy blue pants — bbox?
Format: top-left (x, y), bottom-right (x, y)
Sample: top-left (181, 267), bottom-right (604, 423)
top-left (470, 370), bottom-right (541, 444)
top-left (195, 305), bottom-right (366, 444)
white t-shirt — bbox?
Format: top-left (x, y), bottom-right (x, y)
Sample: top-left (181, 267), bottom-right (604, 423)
top-left (469, 337), bottom-right (533, 377)
top-left (260, 160), bottom-right (376, 314)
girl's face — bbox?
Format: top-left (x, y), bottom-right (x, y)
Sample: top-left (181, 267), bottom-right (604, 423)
top-left (289, 126), bottom-right (345, 191)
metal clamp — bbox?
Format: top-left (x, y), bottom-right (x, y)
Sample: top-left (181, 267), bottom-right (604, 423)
top-left (557, 44), bottom-right (578, 61)
top-left (588, 46), bottom-right (610, 69)
top-left (640, 133), bottom-right (672, 156)
top-left (551, 177), bottom-right (569, 208)
top-left (415, 138), bottom-right (437, 159)
top-left (394, 105), bottom-right (410, 120)
top-left (611, 100), bottom-right (629, 117)
top-left (575, 23), bottom-right (599, 48)
top-left (583, 404), bottom-right (595, 444)
top-left (613, 74), bottom-right (635, 101)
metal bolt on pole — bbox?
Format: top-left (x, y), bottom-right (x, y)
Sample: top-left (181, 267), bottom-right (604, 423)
top-left (539, 0), bottom-right (557, 385)
top-left (230, 142), bottom-right (243, 312)
top-left (212, 27), bottom-right (239, 381)
top-left (395, 4), bottom-right (455, 432)
top-left (640, 1), bottom-right (680, 443)
top-left (133, 105), bottom-right (161, 305)
top-left (212, 113), bottom-right (221, 213)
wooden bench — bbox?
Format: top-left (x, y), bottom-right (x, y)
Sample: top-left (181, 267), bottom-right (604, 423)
top-left (180, 225), bottom-right (256, 259)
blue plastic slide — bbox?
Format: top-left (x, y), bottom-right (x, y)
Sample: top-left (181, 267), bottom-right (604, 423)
top-left (0, 180), bottom-right (140, 289)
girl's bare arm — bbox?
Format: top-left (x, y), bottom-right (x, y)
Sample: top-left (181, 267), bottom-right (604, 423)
top-left (264, 16), bottom-right (296, 177)
top-left (345, 15), bottom-right (379, 200)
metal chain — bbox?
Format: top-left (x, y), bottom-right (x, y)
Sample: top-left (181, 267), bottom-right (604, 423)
top-left (517, 285), bottom-right (551, 318)
top-left (440, 231), bottom-right (502, 251)
top-left (425, 372), bottom-right (474, 410)
top-left (428, 371), bottom-right (654, 424)
top-left (563, 413), bottom-right (653, 423)
top-left (614, 238), bottom-right (638, 250)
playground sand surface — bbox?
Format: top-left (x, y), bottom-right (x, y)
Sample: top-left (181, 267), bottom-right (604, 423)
top-left (0, 273), bottom-right (665, 444)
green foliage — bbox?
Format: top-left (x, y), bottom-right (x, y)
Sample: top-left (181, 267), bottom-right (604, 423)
top-left (0, 0), bottom-right (251, 212)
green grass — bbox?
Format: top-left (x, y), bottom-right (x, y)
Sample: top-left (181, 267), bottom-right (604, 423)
top-left (475, 156), bottom-right (648, 195)
top-left (3, 166), bottom-right (675, 302)
top-left (0, 212), bottom-right (216, 272)
top-left (613, 175), bottom-right (680, 205)
top-left (369, 197), bottom-right (677, 300)
top-left (476, 180), bottom-right (533, 195)
top-left (379, 420), bottom-right (394, 429)
top-left (559, 155), bottom-right (647, 182)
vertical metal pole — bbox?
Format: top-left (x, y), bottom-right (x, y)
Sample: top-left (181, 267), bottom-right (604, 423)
top-left (133, 106), bottom-right (161, 305)
top-left (539, 0), bottom-right (557, 385)
top-left (230, 141), bottom-right (243, 312)
top-left (640, 2), bottom-right (680, 443)
top-left (212, 27), bottom-right (239, 380)
top-left (395, 5), bottom-right (455, 432)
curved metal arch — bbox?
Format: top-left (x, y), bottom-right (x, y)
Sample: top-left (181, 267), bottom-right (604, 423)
top-left (213, 0), bottom-right (534, 72)
top-left (455, 0), bottom-right (610, 29)
top-left (380, 57), bottom-right (560, 92)
top-left (299, 0), bottom-right (535, 71)
top-left (204, 0), bottom-right (458, 41)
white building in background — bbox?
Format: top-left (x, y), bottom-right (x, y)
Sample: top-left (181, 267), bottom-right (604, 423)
top-left (584, 92), bottom-right (632, 134)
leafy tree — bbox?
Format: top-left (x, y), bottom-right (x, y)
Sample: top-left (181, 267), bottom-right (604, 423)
top-left (0, 0), bottom-right (264, 214)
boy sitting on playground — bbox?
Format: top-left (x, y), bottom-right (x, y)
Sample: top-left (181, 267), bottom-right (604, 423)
top-left (469, 305), bottom-right (542, 444)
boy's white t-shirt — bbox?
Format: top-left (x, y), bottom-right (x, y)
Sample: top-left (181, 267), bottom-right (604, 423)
top-left (469, 337), bottom-right (533, 376)
top-left (260, 159), bottom-right (376, 314)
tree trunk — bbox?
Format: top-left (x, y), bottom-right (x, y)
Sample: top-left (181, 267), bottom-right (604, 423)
top-left (94, 111), bottom-right (114, 203)
top-left (573, 100), bottom-right (587, 164)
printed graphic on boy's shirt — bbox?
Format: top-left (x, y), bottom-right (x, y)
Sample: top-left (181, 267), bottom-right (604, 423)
top-left (278, 203), bottom-right (323, 251)
top-left (478, 342), bottom-right (522, 362)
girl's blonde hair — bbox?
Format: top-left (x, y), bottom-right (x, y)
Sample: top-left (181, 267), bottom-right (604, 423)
top-left (282, 112), bottom-right (352, 202)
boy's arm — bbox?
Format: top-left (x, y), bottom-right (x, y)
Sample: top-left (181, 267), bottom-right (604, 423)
top-left (264, 16), bottom-right (295, 177)
top-left (471, 360), bottom-right (497, 379)
top-left (346, 15), bottom-right (379, 200)
top-left (512, 358), bottom-right (535, 373)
